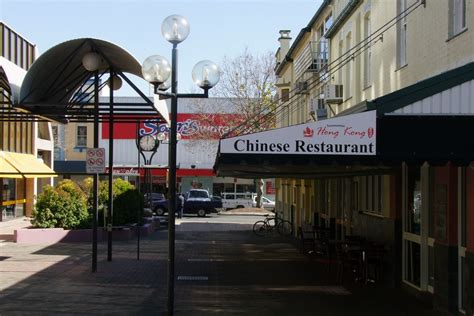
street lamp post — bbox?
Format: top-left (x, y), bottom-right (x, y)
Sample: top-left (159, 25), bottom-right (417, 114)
top-left (141, 15), bottom-right (220, 315)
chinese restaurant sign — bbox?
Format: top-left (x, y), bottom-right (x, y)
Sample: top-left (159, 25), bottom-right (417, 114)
top-left (220, 111), bottom-right (376, 155)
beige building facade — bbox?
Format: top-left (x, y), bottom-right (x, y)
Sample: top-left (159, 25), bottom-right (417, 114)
top-left (271, 0), bottom-right (474, 314)
top-left (0, 22), bottom-right (55, 221)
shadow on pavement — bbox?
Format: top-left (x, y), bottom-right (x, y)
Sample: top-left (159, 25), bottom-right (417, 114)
top-left (0, 222), bottom-right (443, 315)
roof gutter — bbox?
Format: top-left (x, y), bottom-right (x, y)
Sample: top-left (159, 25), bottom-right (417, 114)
top-left (325, 0), bottom-right (361, 38)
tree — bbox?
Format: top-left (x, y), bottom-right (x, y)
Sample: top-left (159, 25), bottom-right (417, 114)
top-left (190, 48), bottom-right (278, 207)
top-left (213, 47), bottom-right (278, 133)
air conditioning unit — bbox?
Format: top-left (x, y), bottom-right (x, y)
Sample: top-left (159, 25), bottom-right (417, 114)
top-left (324, 84), bottom-right (343, 104)
top-left (294, 81), bottom-right (309, 94)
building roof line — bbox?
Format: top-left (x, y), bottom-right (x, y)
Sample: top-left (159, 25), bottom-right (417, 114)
top-left (368, 62), bottom-right (474, 114)
top-left (275, 0), bottom-right (331, 75)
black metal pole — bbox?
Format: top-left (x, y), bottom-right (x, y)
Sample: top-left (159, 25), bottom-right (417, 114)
top-left (92, 71), bottom-right (99, 272)
top-left (107, 70), bottom-right (114, 262)
top-left (137, 121), bottom-right (141, 261)
top-left (167, 43), bottom-right (178, 316)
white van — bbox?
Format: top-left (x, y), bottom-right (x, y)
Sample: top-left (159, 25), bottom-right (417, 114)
top-left (221, 193), bottom-right (275, 210)
top-left (254, 195), bottom-right (276, 210)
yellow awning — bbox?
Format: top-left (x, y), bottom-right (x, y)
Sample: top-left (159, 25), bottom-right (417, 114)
top-left (0, 154), bottom-right (23, 178)
top-left (3, 152), bottom-right (56, 178)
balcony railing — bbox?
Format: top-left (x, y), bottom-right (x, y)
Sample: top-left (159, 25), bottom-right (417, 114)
top-left (294, 39), bottom-right (329, 81)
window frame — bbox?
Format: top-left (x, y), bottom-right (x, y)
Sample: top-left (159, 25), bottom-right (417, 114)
top-left (397, 0), bottom-right (408, 68)
top-left (345, 32), bottom-right (352, 99)
top-left (360, 175), bottom-right (384, 216)
top-left (76, 125), bottom-right (88, 147)
top-left (363, 12), bottom-right (372, 88)
top-left (281, 88), bottom-right (290, 102)
top-left (449, 0), bottom-right (467, 38)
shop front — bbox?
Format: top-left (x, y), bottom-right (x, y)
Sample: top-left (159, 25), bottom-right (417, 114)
top-left (99, 108), bottom-right (260, 197)
top-left (0, 151), bottom-right (56, 221)
top-left (214, 64), bottom-right (474, 314)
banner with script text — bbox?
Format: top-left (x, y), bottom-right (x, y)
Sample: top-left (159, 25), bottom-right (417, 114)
top-left (220, 111), bottom-right (376, 155)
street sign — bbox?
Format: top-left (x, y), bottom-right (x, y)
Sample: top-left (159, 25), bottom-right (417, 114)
top-left (86, 148), bottom-right (106, 174)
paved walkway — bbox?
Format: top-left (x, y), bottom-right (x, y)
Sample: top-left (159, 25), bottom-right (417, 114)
top-left (0, 220), bottom-right (447, 315)
top-left (0, 217), bottom-right (32, 242)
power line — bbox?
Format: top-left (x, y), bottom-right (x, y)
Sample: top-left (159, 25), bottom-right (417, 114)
top-left (240, 0), bottom-right (423, 136)
top-left (224, 0), bottom-right (424, 138)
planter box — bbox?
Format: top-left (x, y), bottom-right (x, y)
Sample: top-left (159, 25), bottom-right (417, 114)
top-left (14, 227), bottom-right (133, 244)
top-left (134, 217), bottom-right (160, 237)
top-left (13, 217), bottom-right (160, 244)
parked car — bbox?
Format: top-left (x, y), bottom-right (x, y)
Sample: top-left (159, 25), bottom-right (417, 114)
top-left (221, 192), bottom-right (254, 209)
top-left (186, 189), bottom-right (212, 201)
top-left (153, 189), bottom-right (222, 217)
top-left (253, 195), bottom-right (275, 211)
top-left (221, 192), bottom-right (275, 210)
top-left (144, 192), bottom-right (165, 208)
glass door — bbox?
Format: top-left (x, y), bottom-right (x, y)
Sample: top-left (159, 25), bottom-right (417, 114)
top-left (402, 163), bottom-right (430, 290)
top-left (427, 167), bottom-right (436, 293)
top-left (458, 167), bottom-right (468, 313)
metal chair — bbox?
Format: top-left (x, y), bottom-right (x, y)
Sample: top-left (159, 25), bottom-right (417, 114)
top-left (298, 224), bottom-right (316, 254)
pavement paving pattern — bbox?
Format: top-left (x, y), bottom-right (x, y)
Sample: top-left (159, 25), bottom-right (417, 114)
top-left (0, 221), bottom-right (445, 315)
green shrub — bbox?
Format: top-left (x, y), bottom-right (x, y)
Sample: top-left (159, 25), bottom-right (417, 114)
top-left (32, 180), bottom-right (89, 229)
top-left (84, 177), bottom-right (144, 226)
top-left (113, 189), bottom-right (144, 226)
top-left (33, 178), bottom-right (144, 229)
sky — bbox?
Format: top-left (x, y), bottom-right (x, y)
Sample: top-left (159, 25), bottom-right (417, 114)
top-left (1, 0), bottom-right (322, 96)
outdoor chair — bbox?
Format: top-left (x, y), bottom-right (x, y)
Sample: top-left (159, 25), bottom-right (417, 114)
top-left (298, 224), bottom-right (316, 254)
top-left (335, 241), bottom-right (364, 284)
top-left (365, 244), bottom-right (386, 283)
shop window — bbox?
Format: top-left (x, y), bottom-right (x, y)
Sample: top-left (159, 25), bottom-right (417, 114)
top-left (212, 183), bottom-right (224, 196)
top-left (360, 175), bottom-right (383, 215)
top-left (1, 178), bottom-right (21, 220)
top-left (406, 167), bottom-right (421, 234)
top-left (236, 183), bottom-right (255, 193)
top-left (404, 240), bottom-right (421, 287)
top-left (221, 183), bottom-right (233, 193)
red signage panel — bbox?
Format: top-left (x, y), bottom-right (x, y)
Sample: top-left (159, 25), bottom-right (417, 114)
top-left (102, 113), bottom-right (245, 140)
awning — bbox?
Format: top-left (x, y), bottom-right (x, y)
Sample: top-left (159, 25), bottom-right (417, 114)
top-left (2, 152), bottom-right (56, 178)
top-left (214, 113), bottom-right (474, 178)
top-left (17, 38), bottom-right (166, 124)
top-left (215, 63), bottom-right (474, 178)
top-left (215, 111), bottom-right (380, 178)
top-left (0, 154), bottom-right (23, 178)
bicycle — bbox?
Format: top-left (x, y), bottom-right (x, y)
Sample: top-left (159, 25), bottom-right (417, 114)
top-left (253, 213), bottom-right (292, 237)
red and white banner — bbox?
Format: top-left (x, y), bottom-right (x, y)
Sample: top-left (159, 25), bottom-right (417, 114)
top-left (104, 167), bottom-right (215, 177)
top-left (220, 111), bottom-right (376, 156)
top-left (102, 113), bottom-right (244, 140)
